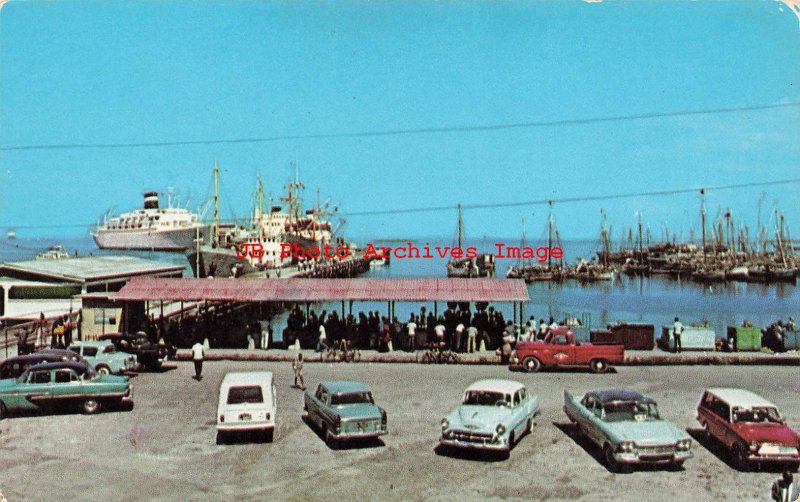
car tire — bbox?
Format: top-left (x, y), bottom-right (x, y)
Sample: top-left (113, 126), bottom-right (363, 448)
top-left (264, 429), bottom-right (274, 443)
top-left (604, 444), bottom-right (623, 473)
top-left (0, 400), bottom-right (6, 420)
top-left (525, 417), bottom-right (533, 435)
top-left (216, 431), bottom-right (227, 445)
top-left (733, 444), bottom-right (750, 472)
top-left (81, 398), bottom-right (102, 415)
top-left (590, 359), bottom-right (609, 374)
top-left (509, 432), bottom-right (516, 449)
top-left (96, 365), bottom-right (111, 376)
top-left (521, 356), bottom-right (542, 373)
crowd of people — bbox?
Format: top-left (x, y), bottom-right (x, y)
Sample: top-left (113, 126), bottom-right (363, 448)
top-left (284, 303), bottom-right (570, 354)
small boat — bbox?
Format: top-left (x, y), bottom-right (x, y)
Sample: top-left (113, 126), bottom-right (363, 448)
top-left (36, 245), bottom-right (71, 260)
top-left (725, 266), bottom-right (749, 281)
top-left (691, 268), bottom-right (726, 282)
top-left (6, 229), bottom-right (16, 239)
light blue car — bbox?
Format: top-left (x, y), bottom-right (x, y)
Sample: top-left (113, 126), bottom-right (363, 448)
top-left (563, 388), bottom-right (693, 472)
top-left (439, 379), bottom-right (540, 452)
top-left (68, 341), bottom-right (138, 375)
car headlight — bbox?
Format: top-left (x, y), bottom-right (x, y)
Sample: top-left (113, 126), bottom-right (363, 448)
top-left (496, 424), bottom-right (506, 435)
top-left (441, 418), bottom-right (449, 430)
top-left (617, 441), bottom-right (636, 453)
top-left (676, 439), bottom-right (692, 451)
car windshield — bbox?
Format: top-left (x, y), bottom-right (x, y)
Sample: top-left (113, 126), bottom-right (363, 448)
top-left (330, 391), bottom-right (374, 405)
top-left (732, 406), bottom-right (782, 424)
top-left (227, 385), bottom-right (264, 405)
top-left (463, 391), bottom-right (510, 406)
top-left (603, 401), bottom-right (660, 422)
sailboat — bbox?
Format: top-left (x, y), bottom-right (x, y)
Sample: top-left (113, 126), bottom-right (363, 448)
top-left (446, 204), bottom-right (495, 278)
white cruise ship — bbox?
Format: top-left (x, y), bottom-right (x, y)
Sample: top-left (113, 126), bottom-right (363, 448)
top-left (93, 192), bottom-right (205, 251)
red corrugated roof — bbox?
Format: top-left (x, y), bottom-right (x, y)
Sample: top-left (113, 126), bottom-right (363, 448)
top-left (114, 277), bottom-right (529, 302)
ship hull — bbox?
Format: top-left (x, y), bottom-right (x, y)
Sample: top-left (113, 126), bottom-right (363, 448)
top-left (93, 226), bottom-right (204, 251)
top-left (187, 245), bottom-right (258, 278)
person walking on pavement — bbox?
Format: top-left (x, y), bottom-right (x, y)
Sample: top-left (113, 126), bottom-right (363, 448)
top-left (672, 316), bottom-right (684, 353)
top-left (292, 353), bottom-right (306, 390)
top-left (191, 339), bottom-right (205, 380)
top-left (772, 470), bottom-right (800, 502)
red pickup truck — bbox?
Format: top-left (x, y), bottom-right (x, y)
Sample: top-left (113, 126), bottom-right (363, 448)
top-left (511, 328), bottom-right (624, 373)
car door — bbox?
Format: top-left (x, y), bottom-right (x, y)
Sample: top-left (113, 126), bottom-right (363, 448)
top-left (581, 397), bottom-right (604, 446)
top-left (50, 368), bottom-right (81, 402)
top-left (511, 390), bottom-right (527, 436)
top-left (550, 333), bottom-right (575, 366)
top-left (17, 369), bottom-right (52, 411)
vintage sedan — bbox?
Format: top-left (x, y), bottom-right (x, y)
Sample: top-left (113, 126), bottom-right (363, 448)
top-left (0, 361), bottom-right (133, 418)
top-left (439, 379), bottom-right (539, 452)
top-left (0, 352), bottom-right (88, 379)
top-left (303, 380), bottom-right (387, 446)
top-left (68, 341), bottom-right (138, 374)
top-left (98, 332), bottom-right (173, 371)
top-left (564, 388), bottom-right (693, 472)
top-left (697, 388), bottom-right (800, 471)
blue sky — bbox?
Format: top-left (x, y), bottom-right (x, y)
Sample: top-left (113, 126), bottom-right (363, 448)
top-left (1, 0), bottom-right (798, 243)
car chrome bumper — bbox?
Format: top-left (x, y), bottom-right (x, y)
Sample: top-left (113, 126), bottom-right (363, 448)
top-left (333, 430), bottom-right (387, 440)
top-left (438, 437), bottom-right (509, 452)
top-left (217, 423), bottom-right (275, 432)
top-left (615, 451), bottom-right (693, 464)
top-left (747, 453), bottom-right (800, 463)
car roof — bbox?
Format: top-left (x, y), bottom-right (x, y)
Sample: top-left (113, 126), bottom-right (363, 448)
top-left (465, 379), bottom-right (525, 394)
top-left (588, 388), bottom-right (655, 405)
top-left (705, 388), bottom-right (777, 409)
top-left (1, 353), bottom-right (64, 364)
top-left (321, 380), bottom-right (371, 394)
top-left (23, 361), bottom-right (90, 373)
top-left (70, 341), bottom-right (110, 348)
top-left (220, 371), bottom-right (273, 387)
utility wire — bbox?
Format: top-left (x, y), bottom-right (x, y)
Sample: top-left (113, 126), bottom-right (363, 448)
top-left (2, 101), bottom-right (799, 151)
top-left (3, 178), bottom-right (798, 229)
top-left (340, 179), bottom-right (800, 216)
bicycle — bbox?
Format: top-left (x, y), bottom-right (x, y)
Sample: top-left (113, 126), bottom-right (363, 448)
top-left (417, 343), bottom-right (461, 364)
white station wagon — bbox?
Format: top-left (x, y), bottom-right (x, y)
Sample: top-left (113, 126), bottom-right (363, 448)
top-left (216, 371), bottom-right (276, 444)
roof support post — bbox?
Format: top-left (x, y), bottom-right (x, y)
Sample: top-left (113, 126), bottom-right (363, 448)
top-left (341, 300), bottom-right (345, 318)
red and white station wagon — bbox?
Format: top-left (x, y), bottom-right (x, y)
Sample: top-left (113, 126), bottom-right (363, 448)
top-left (697, 388), bottom-right (800, 471)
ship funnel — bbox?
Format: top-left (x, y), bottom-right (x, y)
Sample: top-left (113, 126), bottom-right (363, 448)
top-left (143, 192), bottom-right (160, 210)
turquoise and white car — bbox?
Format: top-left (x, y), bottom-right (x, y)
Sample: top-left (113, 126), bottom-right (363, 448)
top-left (439, 379), bottom-right (540, 452)
top-left (68, 341), bottom-right (138, 375)
top-left (564, 388), bottom-right (694, 472)
top-left (304, 380), bottom-right (387, 446)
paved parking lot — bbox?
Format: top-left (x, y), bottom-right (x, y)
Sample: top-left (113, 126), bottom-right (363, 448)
top-left (0, 361), bottom-right (797, 501)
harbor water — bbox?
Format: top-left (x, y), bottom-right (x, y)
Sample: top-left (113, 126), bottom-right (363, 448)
top-left (1, 235), bottom-right (797, 340)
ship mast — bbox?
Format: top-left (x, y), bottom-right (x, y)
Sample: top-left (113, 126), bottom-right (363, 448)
top-left (547, 200), bottom-right (553, 270)
top-left (213, 159), bottom-right (220, 244)
top-left (457, 203), bottom-right (463, 249)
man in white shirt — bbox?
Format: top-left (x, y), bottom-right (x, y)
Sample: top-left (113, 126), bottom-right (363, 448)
top-left (406, 317), bottom-right (417, 352)
top-left (434, 323), bottom-right (446, 349)
top-left (466, 325), bottom-right (479, 353)
top-left (191, 340), bottom-right (205, 380)
top-left (672, 316), bottom-right (684, 353)
top-left (317, 323), bottom-right (328, 352)
top-left (454, 323), bottom-right (465, 352)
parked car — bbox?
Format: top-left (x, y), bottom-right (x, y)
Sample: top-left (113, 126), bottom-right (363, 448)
top-left (439, 379), bottom-right (539, 453)
top-left (98, 332), bottom-right (174, 370)
top-left (564, 388), bottom-right (693, 472)
top-left (697, 388), bottom-right (800, 471)
top-left (216, 371), bottom-right (276, 444)
top-left (68, 341), bottom-right (138, 374)
top-left (303, 380), bottom-right (387, 447)
top-left (511, 328), bottom-right (624, 373)
top-left (0, 352), bottom-right (88, 379)
top-left (0, 361), bottom-right (133, 418)
top-left (36, 348), bottom-right (89, 365)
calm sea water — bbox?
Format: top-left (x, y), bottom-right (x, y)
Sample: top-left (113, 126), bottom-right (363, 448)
top-left (1, 235), bottom-right (797, 338)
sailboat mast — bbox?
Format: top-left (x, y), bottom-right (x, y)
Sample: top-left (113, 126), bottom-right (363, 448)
top-left (700, 189), bottom-right (706, 263)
